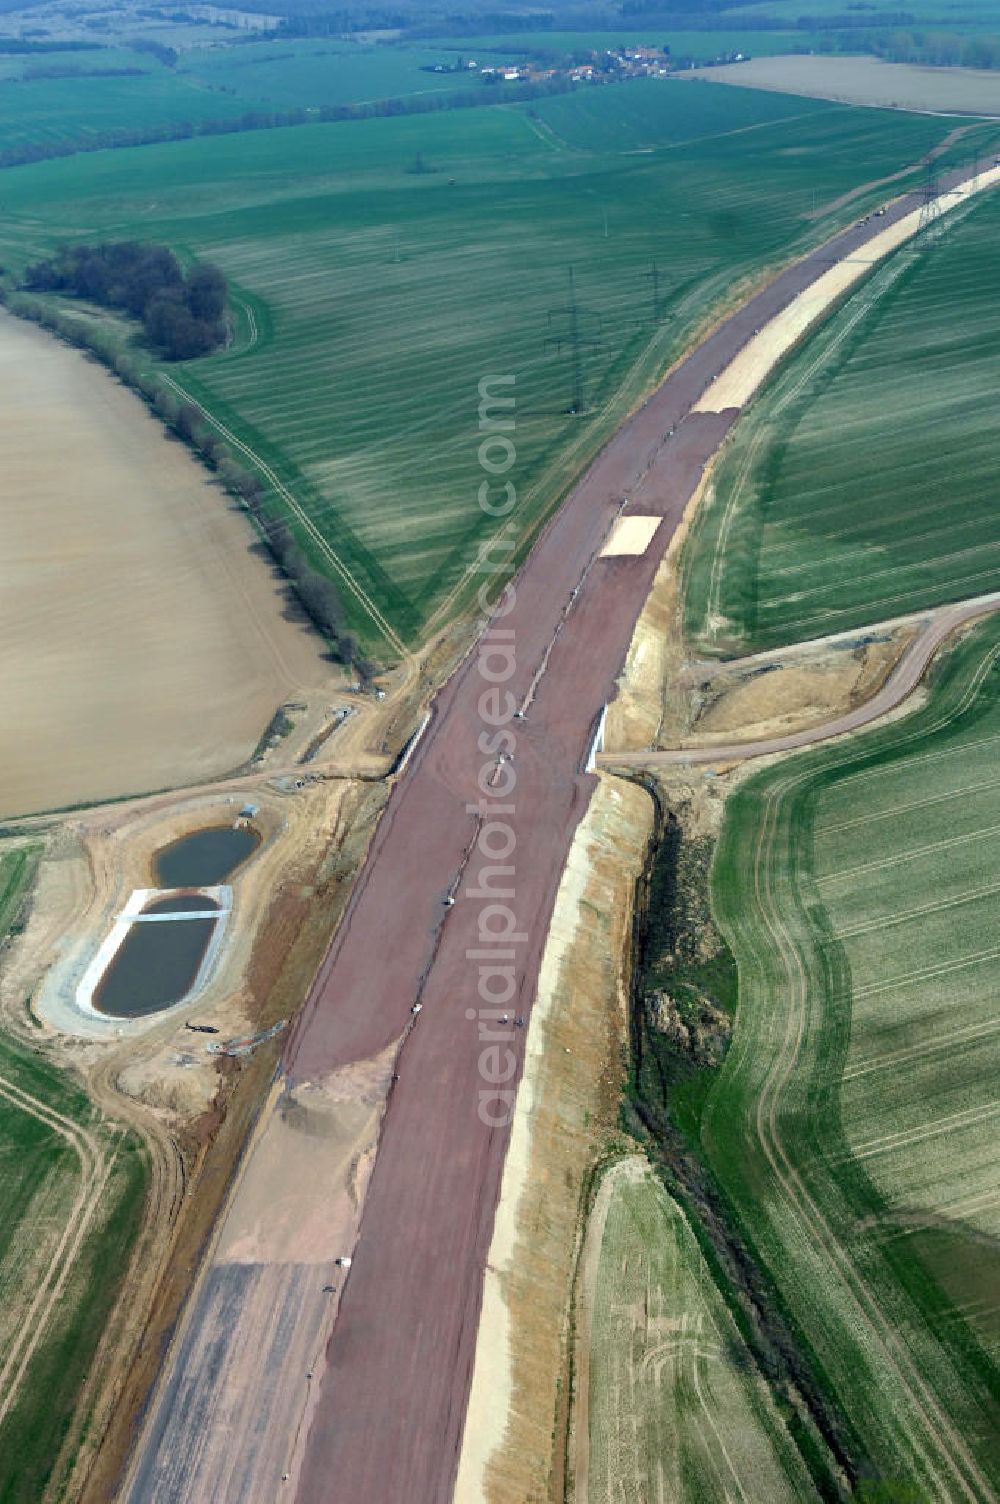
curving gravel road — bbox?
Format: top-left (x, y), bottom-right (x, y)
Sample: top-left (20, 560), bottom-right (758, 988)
top-left (602, 593), bottom-right (1000, 769)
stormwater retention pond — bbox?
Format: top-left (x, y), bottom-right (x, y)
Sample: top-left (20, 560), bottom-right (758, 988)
top-left (79, 821), bottom-right (262, 1022)
top-left (154, 824), bottom-right (261, 888)
top-left (94, 901), bottom-right (220, 1019)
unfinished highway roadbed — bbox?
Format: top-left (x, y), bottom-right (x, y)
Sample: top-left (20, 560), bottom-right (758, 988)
top-left (122, 161), bottom-right (999, 1504)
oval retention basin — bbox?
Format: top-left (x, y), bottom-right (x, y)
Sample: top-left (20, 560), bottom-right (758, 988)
top-left (94, 915), bottom-right (219, 1019)
top-left (154, 825), bottom-right (260, 889)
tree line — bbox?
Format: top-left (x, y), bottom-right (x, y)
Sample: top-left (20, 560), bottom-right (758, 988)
top-left (22, 242), bottom-right (228, 361)
top-left (0, 37), bottom-right (104, 53)
top-left (20, 64), bottom-right (147, 80)
top-left (870, 28), bottom-right (1000, 68)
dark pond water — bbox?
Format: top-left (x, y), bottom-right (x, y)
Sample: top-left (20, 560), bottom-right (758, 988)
top-left (94, 917), bottom-right (220, 1019)
top-left (94, 824), bottom-right (258, 1018)
top-left (154, 825), bottom-right (260, 888)
top-left (144, 894), bottom-right (220, 916)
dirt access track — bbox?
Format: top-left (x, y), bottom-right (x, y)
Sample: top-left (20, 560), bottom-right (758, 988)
top-left (603, 589), bottom-right (1000, 769)
top-left (0, 312), bottom-right (332, 821)
top-left (123, 163), bottom-right (1000, 1504)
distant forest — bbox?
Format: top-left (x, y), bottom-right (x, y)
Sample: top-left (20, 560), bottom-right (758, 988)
top-left (22, 242), bottom-right (228, 360)
top-left (209, 0), bottom-right (774, 27)
top-left (213, 0), bottom-right (1000, 61)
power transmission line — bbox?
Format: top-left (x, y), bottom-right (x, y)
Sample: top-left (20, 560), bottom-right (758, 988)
top-left (643, 260), bottom-right (669, 324)
top-left (546, 266), bottom-right (601, 415)
top-left (918, 164), bottom-right (943, 239)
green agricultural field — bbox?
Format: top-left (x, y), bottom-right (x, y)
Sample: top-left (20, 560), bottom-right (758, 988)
top-left (0, 47), bottom-right (160, 82)
top-left (704, 615), bottom-right (1000, 1497)
top-left (0, 846), bottom-right (148, 1502)
top-left (581, 1158), bottom-right (812, 1501)
top-left (685, 163), bottom-right (1000, 654)
top-left (0, 59), bottom-right (250, 155)
top-left (179, 37), bottom-right (478, 109)
top-left (1, 79), bottom-right (992, 654)
top-left (435, 30), bottom-right (678, 53)
top-left (0, 844), bottom-right (34, 938)
top-left (0, 35), bottom-right (494, 158)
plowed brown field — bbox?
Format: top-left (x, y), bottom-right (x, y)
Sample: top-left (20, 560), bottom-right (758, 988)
top-left (0, 313), bottom-right (331, 820)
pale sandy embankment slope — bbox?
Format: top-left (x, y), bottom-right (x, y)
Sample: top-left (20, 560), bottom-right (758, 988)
top-left (0, 313), bottom-right (332, 819)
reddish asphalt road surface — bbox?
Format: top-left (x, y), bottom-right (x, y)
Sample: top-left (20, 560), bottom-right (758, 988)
top-left (126, 164), bottom-right (988, 1504)
top-left (289, 171), bottom-right (984, 1504)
